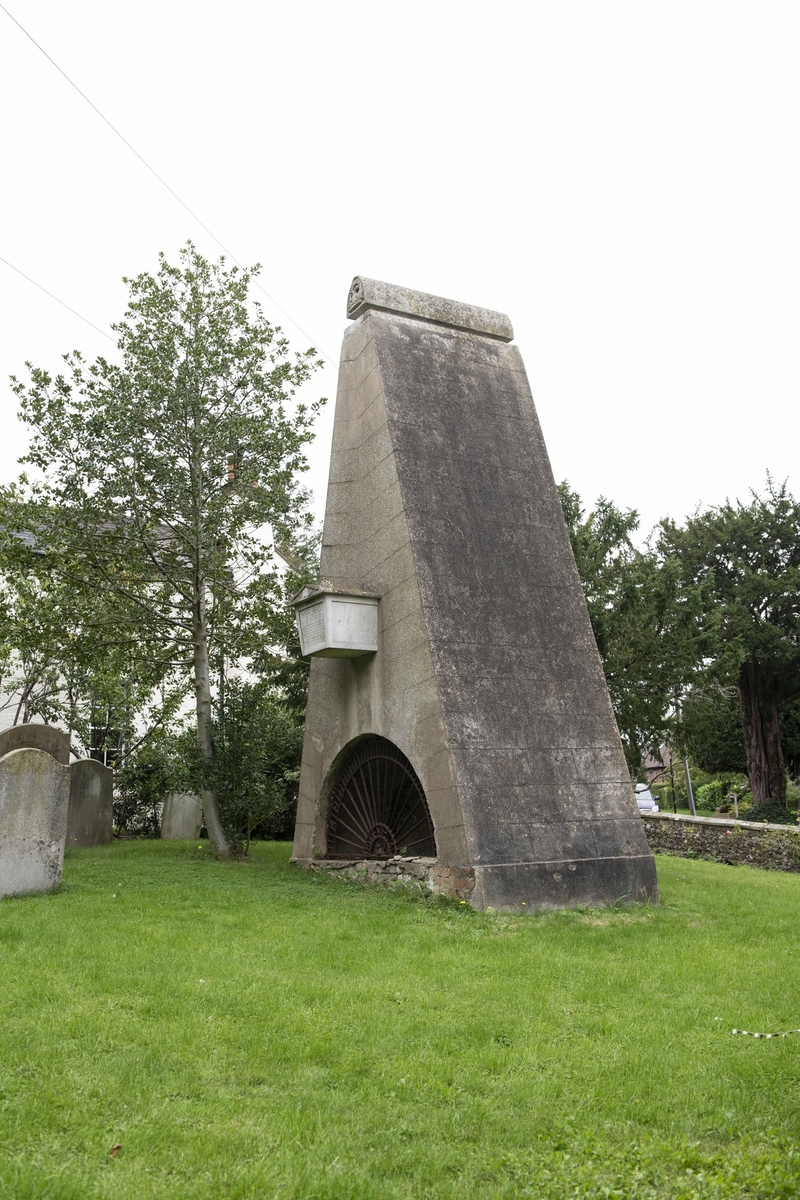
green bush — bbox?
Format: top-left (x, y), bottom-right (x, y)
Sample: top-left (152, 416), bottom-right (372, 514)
top-left (694, 780), bottom-right (727, 812)
top-left (113, 679), bottom-right (303, 846)
top-left (786, 780), bottom-right (800, 813)
top-left (738, 794), bottom-right (794, 825)
top-left (113, 730), bottom-right (195, 834)
top-left (692, 777), bottom-right (749, 813)
top-left (210, 678), bottom-right (303, 852)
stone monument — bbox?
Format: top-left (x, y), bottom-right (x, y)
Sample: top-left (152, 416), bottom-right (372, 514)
top-left (0, 726), bottom-right (115, 849)
top-left (161, 792), bottom-right (202, 840)
top-left (0, 748), bottom-right (71, 897)
top-left (0, 723), bottom-right (70, 765)
top-left (291, 277), bottom-right (659, 911)
top-left (66, 759), bottom-right (114, 848)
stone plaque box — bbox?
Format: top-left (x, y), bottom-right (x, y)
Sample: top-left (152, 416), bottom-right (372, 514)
top-left (292, 587), bottom-right (379, 658)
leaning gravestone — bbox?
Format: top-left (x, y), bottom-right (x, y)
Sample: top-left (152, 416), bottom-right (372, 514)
top-left (291, 276), bottom-right (659, 911)
top-left (161, 792), bottom-right (202, 840)
top-left (0, 748), bottom-right (71, 897)
top-left (67, 759), bottom-right (113, 848)
top-left (0, 723), bottom-right (70, 765)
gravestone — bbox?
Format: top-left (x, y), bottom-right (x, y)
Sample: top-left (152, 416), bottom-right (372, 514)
top-left (0, 748), bottom-right (71, 897)
top-left (161, 792), bottom-right (202, 840)
top-left (67, 759), bottom-right (113, 848)
top-left (291, 276), bottom-right (659, 910)
top-left (0, 723), bottom-right (70, 765)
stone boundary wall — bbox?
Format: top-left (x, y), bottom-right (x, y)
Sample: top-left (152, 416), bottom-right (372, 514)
top-left (293, 856), bottom-right (476, 902)
top-left (641, 812), bottom-right (800, 872)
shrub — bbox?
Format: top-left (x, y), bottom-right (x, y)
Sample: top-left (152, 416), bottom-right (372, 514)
top-left (695, 780), bottom-right (727, 812)
top-left (210, 678), bottom-right (304, 852)
top-left (739, 794), bottom-right (794, 825)
top-left (786, 780), bottom-right (800, 814)
top-left (113, 730), bottom-right (195, 834)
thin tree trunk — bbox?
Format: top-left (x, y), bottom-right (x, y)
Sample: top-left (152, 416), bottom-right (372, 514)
top-left (13, 678), bottom-right (33, 726)
top-left (764, 700), bottom-right (787, 806)
top-left (193, 582), bottom-right (230, 857)
top-left (737, 662), bottom-right (787, 807)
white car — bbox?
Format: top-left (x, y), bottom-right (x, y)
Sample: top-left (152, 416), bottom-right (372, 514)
top-left (634, 783), bottom-right (660, 813)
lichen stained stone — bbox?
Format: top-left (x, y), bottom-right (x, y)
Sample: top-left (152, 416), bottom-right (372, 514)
top-left (291, 277), bottom-right (658, 911)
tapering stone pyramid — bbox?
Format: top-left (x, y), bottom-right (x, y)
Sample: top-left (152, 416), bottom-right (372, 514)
top-left (291, 277), bottom-right (658, 910)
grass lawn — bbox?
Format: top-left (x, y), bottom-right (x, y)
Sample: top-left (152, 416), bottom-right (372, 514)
top-left (1, 843), bottom-right (799, 1199)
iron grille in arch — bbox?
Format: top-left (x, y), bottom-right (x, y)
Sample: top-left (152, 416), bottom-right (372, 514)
top-left (326, 737), bottom-right (436, 859)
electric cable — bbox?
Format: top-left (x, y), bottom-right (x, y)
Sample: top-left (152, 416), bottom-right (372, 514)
top-left (0, 254), bottom-right (115, 342)
top-left (0, 3), bottom-right (335, 364)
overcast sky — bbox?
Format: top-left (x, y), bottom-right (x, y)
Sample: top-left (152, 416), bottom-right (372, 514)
top-left (1, 0), bottom-right (798, 539)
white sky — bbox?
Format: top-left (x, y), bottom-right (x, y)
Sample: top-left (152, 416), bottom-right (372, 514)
top-left (1, 0), bottom-right (798, 540)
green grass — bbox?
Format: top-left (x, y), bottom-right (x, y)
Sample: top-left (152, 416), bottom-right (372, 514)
top-left (1, 843), bottom-right (800, 1199)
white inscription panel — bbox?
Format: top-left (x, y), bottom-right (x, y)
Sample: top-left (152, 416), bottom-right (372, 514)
top-left (330, 600), bottom-right (376, 648)
top-left (298, 602), bottom-right (326, 652)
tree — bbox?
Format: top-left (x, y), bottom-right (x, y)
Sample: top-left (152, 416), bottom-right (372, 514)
top-left (251, 531), bottom-right (320, 716)
top-left (211, 677), bottom-right (304, 852)
top-left (2, 244), bottom-right (324, 855)
top-left (113, 729), bottom-right (192, 836)
top-left (0, 561), bottom-right (66, 727)
top-left (681, 688), bottom-right (800, 788)
top-left (680, 687), bottom-right (749, 776)
top-left (782, 700), bottom-right (800, 782)
top-left (659, 478), bottom-right (800, 809)
top-left (559, 483), bottom-right (706, 774)
top-left (0, 541), bottom-right (175, 756)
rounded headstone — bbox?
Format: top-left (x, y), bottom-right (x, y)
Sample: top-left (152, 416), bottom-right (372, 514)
top-left (67, 759), bottom-right (114, 848)
top-left (0, 724), bottom-right (70, 765)
top-left (0, 748), bottom-right (71, 897)
top-left (161, 792), bottom-right (202, 839)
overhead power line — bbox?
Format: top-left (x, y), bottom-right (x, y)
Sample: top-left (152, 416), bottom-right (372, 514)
top-left (0, 3), bottom-right (335, 365)
top-left (0, 254), bottom-right (115, 342)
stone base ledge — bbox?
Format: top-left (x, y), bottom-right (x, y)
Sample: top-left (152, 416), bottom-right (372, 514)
top-left (641, 811), bottom-right (800, 872)
top-left (291, 856), bottom-right (475, 901)
top-left (290, 854), bottom-right (660, 909)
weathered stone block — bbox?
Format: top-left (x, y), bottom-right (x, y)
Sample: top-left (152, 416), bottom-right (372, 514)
top-left (67, 759), bottom-right (113, 848)
top-left (298, 854), bottom-right (476, 901)
top-left (292, 278), bottom-right (659, 911)
top-left (0, 748), bottom-right (70, 897)
top-left (161, 792), bottom-right (202, 840)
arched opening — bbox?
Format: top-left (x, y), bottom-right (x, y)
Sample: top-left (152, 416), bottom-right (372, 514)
top-left (326, 737), bottom-right (436, 859)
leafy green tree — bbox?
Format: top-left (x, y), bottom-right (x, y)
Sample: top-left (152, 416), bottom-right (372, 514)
top-left (211, 678), bottom-right (304, 853)
top-left (252, 532), bottom-right (319, 716)
top-left (681, 683), bottom-right (800, 794)
top-left (660, 478), bottom-right (800, 809)
top-left (782, 700), bottom-right (800, 782)
top-left (679, 688), bottom-right (749, 776)
top-left (2, 244), bottom-right (324, 855)
top-left (0, 563), bottom-right (65, 727)
top-left (559, 483), bottom-right (706, 774)
top-left (114, 729), bottom-right (193, 835)
top-left (0, 547), bottom-right (174, 755)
